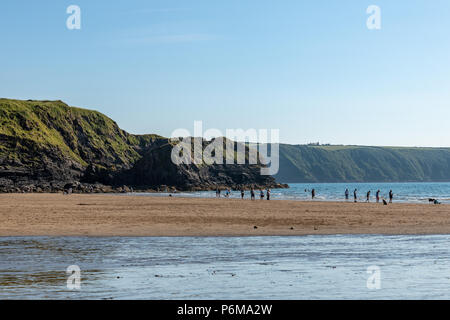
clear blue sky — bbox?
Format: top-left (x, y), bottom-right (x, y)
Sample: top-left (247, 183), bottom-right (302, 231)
top-left (1, 0), bottom-right (450, 147)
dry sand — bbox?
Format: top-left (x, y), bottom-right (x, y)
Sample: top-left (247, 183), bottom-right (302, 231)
top-left (0, 193), bottom-right (449, 237)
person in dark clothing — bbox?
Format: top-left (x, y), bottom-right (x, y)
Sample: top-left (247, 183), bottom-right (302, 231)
top-left (260, 189), bottom-right (264, 200)
top-left (241, 189), bottom-right (245, 199)
top-left (354, 189), bottom-right (358, 203)
top-left (251, 188), bottom-right (255, 200)
top-left (389, 190), bottom-right (394, 203)
top-left (311, 189), bottom-right (315, 200)
top-left (376, 190), bottom-right (381, 203)
top-left (366, 191), bottom-right (371, 202)
top-left (345, 189), bottom-right (349, 200)
top-left (267, 189), bottom-right (271, 200)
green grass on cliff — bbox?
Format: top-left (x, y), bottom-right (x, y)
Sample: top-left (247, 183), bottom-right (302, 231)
top-left (0, 98), bottom-right (161, 169)
top-left (0, 99), bottom-right (84, 163)
top-left (275, 144), bottom-right (450, 182)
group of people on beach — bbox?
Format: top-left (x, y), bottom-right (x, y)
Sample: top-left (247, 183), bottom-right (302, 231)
top-left (306, 188), bottom-right (394, 204)
top-left (345, 188), bottom-right (394, 204)
top-left (214, 187), bottom-right (398, 203)
top-left (345, 189), bottom-right (394, 205)
top-left (216, 188), bottom-right (271, 200)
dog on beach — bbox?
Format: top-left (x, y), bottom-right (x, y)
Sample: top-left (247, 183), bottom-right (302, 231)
top-left (429, 198), bottom-right (441, 205)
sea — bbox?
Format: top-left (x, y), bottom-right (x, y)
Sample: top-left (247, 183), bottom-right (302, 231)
top-left (135, 182), bottom-right (450, 204)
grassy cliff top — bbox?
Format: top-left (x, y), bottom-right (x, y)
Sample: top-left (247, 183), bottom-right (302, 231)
top-left (276, 143), bottom-right (450, 183)
top-left (0, 98), bottom-right (162, 168)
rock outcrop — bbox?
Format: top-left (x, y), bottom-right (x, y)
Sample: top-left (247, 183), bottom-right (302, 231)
top-left (0, 99), bottom-right (286, 193)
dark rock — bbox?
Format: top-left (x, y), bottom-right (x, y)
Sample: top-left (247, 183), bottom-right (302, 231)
top-left (0, 99), bottom-right (287, 193)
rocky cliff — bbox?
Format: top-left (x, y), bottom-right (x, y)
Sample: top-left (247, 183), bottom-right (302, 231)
top-left (0, 99), bottom-right (284, 192)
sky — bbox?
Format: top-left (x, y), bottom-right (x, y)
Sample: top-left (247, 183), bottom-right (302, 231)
top-left (1, 0), bottom-right (450, 147)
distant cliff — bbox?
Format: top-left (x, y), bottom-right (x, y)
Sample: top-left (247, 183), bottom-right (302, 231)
top-left (0, 99), bottom-right (283, 192)
top-left (275, 144), bottom-right (450, 183)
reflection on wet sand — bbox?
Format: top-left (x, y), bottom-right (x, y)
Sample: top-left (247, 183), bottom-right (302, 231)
top-left (1, 235), bottom-right (450, 299)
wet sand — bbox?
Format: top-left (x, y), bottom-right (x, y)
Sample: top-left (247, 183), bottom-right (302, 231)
top-left (0, 193), bottom-right (449, 236)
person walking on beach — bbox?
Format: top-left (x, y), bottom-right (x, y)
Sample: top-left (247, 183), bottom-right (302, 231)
top-left (366, 191), bottom-right (371, 203)
top-left (241, 189), bottom-right (245, 199)
top-left (260, 189), bottom-right (264, 200)
top-left (311, 189), bottom-right (316, 200)
top-left (267, 189), bottom-right (271, 200)
top-left (251, 188), bottom-right (255, 200)
top-left (389, 190), bottom-right (394, 203)
top-left (345, 189), bottom-right (349, 200)
top-left (353, 189), bottom-right (358, 202)
top-left (376, 190), bottom-right (380, 203)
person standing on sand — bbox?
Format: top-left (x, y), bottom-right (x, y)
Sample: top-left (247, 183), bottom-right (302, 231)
top-left (241, 189), bottom-right (244, 199)
top-left (389, 190), bottom-right (394, 203)
top-left (260, 189), bottom-right (264, 200)
top-left (376, 190), bottom-right (381, 203)
top-left (267, 189), bottom-right (271, 200)
top-left (251, 188), bottom-right (255, 200)
top-left (311, 189), bottom-right (315, 200)
top-left (345, 189), bottom-right (349, 200)
top-left (354, 189), bottom-right (358, 202)
top-left (366, 191), bottom-right (371, 203)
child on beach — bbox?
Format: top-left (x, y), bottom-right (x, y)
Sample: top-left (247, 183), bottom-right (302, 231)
top-left (251, 188), bottom-right (255, 200)
top-left (260, 189), bottom-right (264, 200)
top-left (354, 189), bottom-right (358, 202)
top-left (241, 189), bottom-right (244, 199)
top-left (366, 191), bottom-right (371, 203)
top-left (267, 189), bottom-right (271, 200)
top-left (345, 189), bottom-right (349, 200)
top-left (376, 190), bottom-right (380, 203)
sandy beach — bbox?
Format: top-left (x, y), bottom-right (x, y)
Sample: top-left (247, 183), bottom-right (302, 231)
top-left (0, 193), bottom-right (449, 236)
